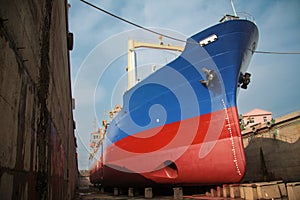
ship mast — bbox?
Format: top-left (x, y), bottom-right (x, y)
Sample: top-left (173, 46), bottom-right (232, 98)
top-left (230, 0), bottom-right (237, 17)
top-left (127, 37), bottom-right (184, 90)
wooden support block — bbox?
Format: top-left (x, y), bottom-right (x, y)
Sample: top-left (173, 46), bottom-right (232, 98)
top-left (241, 184), bottom-right (257, 200)
top-left (128, 187), bottom-right (134, 197)
top-left (229, 184), bottom-right (241, 198)
top-left (100, 187), bottom-right (104, 193)
top-left (210, 188), bottom-right (217, 197)
top-left (256, 181), bottom-right (281, 199)
top-left (173, 187), bottom-right (183, 200)
top-left (240, 185), bottom-right (245, 199)
top-left (278, 182), bottom-right (287, 198)
top-left (287, 182), bottom-right (300, 200)
top-left (113, 187), bottom-right (119, 196)
top-left (144, 187), bottom-right (153, 199)
top-left (205, 191), bottom-right (210, 197)
top-left (217, 186), bottom-right (223, 197)
top-left (223, 184), bottom-right (230, 197)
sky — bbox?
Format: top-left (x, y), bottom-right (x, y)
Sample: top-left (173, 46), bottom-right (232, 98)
top-left (68, 0), bottom-right (300, 170)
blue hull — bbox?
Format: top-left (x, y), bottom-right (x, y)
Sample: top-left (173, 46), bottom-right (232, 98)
top-left (108, 19), bottom-right (258, 143)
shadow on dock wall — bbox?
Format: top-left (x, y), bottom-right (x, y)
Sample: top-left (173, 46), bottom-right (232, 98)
top-left (0, 0), bottom-right (78, 199)
top-left (242, 137), bottom-right (300, 183)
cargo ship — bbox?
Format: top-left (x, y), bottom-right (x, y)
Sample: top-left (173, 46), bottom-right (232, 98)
top-left (89, 13), bottom-right (259, 187)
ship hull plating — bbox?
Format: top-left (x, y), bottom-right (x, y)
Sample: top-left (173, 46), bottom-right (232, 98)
top-left (90, 19), bottom-right (259, 186)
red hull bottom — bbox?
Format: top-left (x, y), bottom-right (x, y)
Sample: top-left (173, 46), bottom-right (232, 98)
top-left (90, 107), bottom-right (246, 186)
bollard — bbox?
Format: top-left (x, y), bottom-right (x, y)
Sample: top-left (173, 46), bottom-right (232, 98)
top-left (173, 187), bottom-right (183, 200)
top-left (145, 187), bottom-right (153, 199)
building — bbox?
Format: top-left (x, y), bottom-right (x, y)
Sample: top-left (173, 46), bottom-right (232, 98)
top-left (241, 108), bottom-right (273, 130)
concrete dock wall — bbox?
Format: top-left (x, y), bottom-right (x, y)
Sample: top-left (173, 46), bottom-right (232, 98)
top-left (242, 113), bottom-right (300, 183)
top-left (0, 0), bottom-right (77, 199)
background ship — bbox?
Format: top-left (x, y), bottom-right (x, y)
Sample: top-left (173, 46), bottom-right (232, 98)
top-left (89, 14), bottom-right (259, 187)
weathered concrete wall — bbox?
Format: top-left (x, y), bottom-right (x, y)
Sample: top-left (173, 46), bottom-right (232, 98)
top-left (242, 114), bottom-right (300, 183)
top-left (0, 0), bottom-right (77, 199)
top-left (243, 138), bottom-right (300, 182)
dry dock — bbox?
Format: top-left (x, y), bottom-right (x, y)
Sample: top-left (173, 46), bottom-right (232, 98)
top-left (1, 0), bottom-right (299, 199)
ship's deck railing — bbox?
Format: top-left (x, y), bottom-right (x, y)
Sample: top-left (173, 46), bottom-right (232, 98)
top-left (237, 12), bottom-right (256, 23)
top-left (220, 12), bottom-right (256, 24)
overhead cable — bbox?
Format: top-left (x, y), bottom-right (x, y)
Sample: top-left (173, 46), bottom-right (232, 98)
top-left (79, 0), bottom-right (186, 43)
top-left (79, 0), bottom-right (300, 55)
top-left (253, 50), bottom-right (300, 55)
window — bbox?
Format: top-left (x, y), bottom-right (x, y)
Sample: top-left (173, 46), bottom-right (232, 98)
top-left (263, 116), bottom-right (267, 122)
top-left (250, 117), bottom-right (255, 123)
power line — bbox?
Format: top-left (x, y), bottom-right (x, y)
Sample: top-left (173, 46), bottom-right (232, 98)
top-left (253, 50), bottom-right (300, 55)
top-left (79, 0), bottom-right (300, 55)
top-left (79, 0), bottom-right (186, 43)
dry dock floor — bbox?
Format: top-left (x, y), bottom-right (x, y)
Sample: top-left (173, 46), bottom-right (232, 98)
top-left (74, 176), bottom-right (299, 200)
top-left (73, 188), bottom-right (243, 200)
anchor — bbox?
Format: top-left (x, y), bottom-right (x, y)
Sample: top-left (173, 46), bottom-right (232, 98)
top-left (238, 72), bottom-right (251, 89)
top-left (200, 67), bottom-right (215, 87)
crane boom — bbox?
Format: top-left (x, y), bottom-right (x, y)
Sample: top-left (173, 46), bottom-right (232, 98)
top-left (127, 39), bottom-right (185, 90)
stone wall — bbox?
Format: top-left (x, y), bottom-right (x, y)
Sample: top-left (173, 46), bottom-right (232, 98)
top-left (0, 0), bottom-right (78, 199)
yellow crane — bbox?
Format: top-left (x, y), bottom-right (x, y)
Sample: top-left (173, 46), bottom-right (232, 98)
top-left (126, 36), bottom-right (185, 90)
